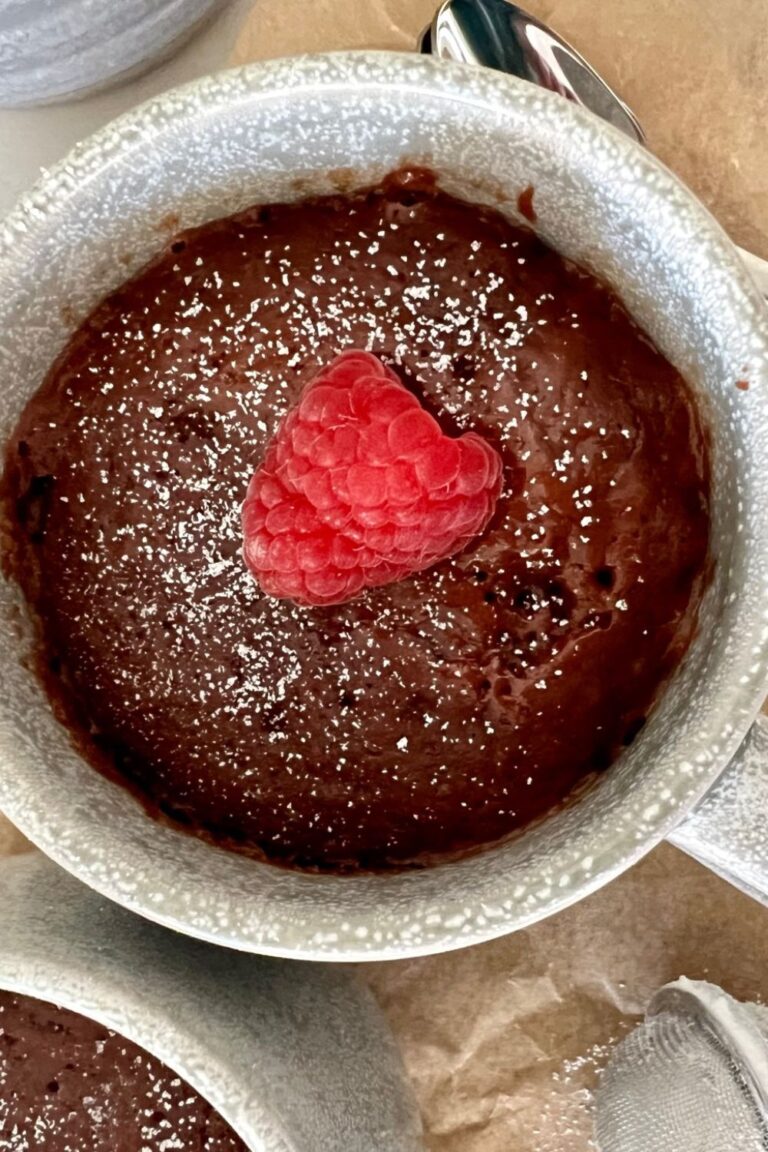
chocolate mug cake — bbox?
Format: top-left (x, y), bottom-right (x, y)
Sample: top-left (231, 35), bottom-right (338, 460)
top-left (0, 991), bottom-right (246, 1151)
top-left (2, 170), bottom-right (710, 873)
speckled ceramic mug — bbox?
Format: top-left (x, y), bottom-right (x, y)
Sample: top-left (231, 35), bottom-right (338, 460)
top-left (0, 853), bottom-right (422, 1150)
top-left (0, 52), bottom-right (767, 960)
top-left (0, 0), bottom-right (229, 107)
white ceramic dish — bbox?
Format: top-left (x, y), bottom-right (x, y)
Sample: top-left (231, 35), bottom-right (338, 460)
top-left (0, 52), bottom-right (767, 959)
top-left (0, 0), bottom-right (230, 107)
top-left (0, 853), bottom-right (422, 1151)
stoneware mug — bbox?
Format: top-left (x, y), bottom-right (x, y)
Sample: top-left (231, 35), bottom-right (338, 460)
top-left (0, 52), bottom-right (767, 959)
top-left (0, 0), bottom-right (230, 107)
top-left (0, 852), bottom-right (422, 1150)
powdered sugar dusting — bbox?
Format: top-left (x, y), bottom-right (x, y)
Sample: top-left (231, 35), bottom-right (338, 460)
top-left (0, 991), bottom-right (246, 1151)
top-left (523, 1035), bottom-right (635, 1151)
top-left (6, 173), bottom-right (709, 871)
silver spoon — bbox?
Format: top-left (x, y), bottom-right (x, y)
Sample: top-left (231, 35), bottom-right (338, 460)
top-left (421, 0), bottom-right (768, 296)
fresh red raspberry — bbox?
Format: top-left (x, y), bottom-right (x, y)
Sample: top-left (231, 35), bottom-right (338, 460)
top-left (242, 350), bottom-right (503, 606)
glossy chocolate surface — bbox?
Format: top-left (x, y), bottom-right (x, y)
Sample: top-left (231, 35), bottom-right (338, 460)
top-left (0, 991), bottom-right (246, 1151)
top-left (2, 172), bottom-right (710, 871)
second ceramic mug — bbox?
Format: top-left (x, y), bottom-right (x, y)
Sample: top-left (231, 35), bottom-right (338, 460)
top-left (0, 853), bottom-right (421, 1150)
top-left (0, 52), bottom-right (767, 959)
top-left (0, 0), bottom-right (229, 107)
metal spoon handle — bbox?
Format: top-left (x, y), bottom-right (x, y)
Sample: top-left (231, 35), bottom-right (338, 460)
top-left (421, 0), bottom-right (645, 142)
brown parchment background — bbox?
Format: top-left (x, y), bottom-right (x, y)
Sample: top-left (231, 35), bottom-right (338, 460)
top-left (3, 1), bottom-right (768, 1148)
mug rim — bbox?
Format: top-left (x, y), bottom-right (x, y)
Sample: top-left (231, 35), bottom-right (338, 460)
top-left (1, 50), bottom-right (767, 960)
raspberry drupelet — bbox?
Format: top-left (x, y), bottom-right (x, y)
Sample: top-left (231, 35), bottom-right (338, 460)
top-left (241, 350), bottom-right (503, 606)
